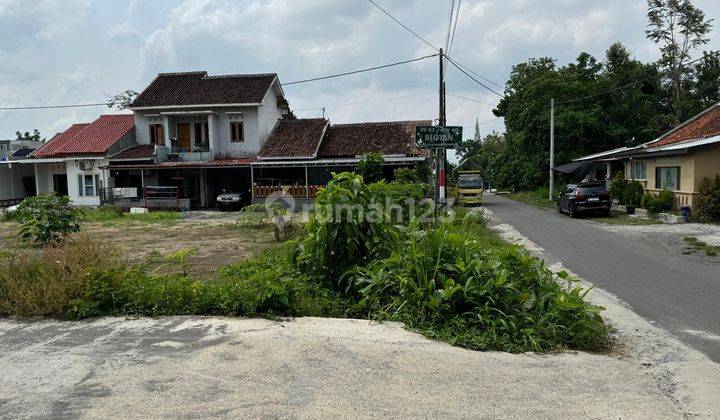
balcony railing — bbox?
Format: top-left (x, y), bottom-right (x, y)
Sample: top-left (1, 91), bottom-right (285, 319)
top-left (155, 146), bottom-right (212, 163)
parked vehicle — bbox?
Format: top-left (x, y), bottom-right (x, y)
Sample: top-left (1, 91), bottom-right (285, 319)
top-left (456, 170), bottom-right (483, 206)
top-left (216, 190), bottom-right (250, 210)
top-left (557, 182), bottom-right (611, 218)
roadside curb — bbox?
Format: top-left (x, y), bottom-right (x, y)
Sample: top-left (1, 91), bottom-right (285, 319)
top-left (479, 206), bottom-right (720, 418)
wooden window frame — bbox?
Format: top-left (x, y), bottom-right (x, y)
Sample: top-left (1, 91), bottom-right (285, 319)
top-left (230, 121), bottom-right (244, 143)
top-left (149, 124), bottom-right (164, 146)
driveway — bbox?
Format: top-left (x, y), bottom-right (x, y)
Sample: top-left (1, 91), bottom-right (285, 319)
top-left (483, 194), bottom-right (720, 362)
top-left (0, 316), bottom-right (714, 418)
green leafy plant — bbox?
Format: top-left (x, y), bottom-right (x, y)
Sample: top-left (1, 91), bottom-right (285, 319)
top-left (393, 167), bottom-right (421, 184)
top-left (693, 176), bottom-right (720, 222)
top-left (14, 194), bottom-right (81, 246)
top-left (609, 172), bottom-right (627, 202)
top-left (357, 152), bottom-right (384, 183)
top-left (622, 180), bottom-right (645, 207)
top-left (641, 189), bottom-right (675, 213)
top-left (296, 172), bottom-right (397, 291)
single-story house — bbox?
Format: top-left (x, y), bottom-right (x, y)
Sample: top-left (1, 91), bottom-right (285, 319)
top-left (0, 115), bottom-right (135, 206)
top-left (566, 102), bottom-right (720, 209)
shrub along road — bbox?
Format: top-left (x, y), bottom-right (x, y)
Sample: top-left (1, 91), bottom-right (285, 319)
top-left (484, 194), bottom-right (720, 362)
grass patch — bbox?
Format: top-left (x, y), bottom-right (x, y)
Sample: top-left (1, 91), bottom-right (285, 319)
top-left (683, 236), bottom-right (720, 256)
top-left (507, 188), bottom-right (556, 210)
top-left (79, 207), bottom-right (184, 225)
top-left (587, 211), bottom-right (662, 226)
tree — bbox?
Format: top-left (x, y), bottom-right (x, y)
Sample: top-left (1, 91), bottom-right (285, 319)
top-left (108, 90), bottom-right (139, 110)
top-left (688, 50), bottom-right (720, 115)
top-left (357, 153), bottom-right (384, 183)
top-left (15, 129), bottom-right (45, 142)
top-left (646, 0), bottom-right (713, 121)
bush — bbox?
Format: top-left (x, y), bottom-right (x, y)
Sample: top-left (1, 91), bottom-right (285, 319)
top-left (641, 190), bottom-right (675, 213)
top-left (393, 167), bottom-right (420, 184)
top-left (296, 172), bottom-right (398, 290)
top-left (693, 176), bottom-right (720, 222)
top-left (622, 181), bottom-right (644, 207)
top-left (355, 222), bottom-right (609, 352)
top-left (14, 194), bottom-right (81, 246)
top-left (79, 205), bottom-right (124, 222)
top-left (0, 234), bottom-right (122, 316)
top-left (357, 152), bottom-right (384, 183)
top-left (609, 172), bottom-right (627, 202)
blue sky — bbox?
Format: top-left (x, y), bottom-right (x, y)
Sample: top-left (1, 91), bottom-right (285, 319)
top-left (2, 0), bottom-right (720, 151)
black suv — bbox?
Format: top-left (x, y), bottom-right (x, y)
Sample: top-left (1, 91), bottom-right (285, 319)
top-left (557, 182), bottom-right (611, 218)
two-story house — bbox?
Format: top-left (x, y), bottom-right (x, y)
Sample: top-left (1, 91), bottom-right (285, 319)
top-left (103, 72), bottom-right (291, 209)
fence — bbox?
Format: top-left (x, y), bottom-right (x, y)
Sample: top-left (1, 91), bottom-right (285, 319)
top-left (253, 184), bottom-right (322, 198)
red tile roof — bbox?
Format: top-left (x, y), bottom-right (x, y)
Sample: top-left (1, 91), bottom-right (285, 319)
top-left (32, 123), bottom-right (89, 157)
top-left (318, 120), bottom-right (431, 158)
top-left (653, 104), bottom-right (720, 147)
top-left (131, 72), bottom-right (278, 107)
top-left (258, 118), bottom-right (328, 159)
top-left (32, 115), bottom-right (134, 157)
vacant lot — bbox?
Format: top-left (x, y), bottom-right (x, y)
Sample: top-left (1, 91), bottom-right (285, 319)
top-left (0, 211), bottom-right (280, 278)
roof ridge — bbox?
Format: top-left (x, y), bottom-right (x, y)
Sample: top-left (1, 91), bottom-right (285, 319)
top-left (157, 71), bottom-right (208, 76)
top-left (332, 120), bottom-right (432, 126)
top-left (202, 72), bottom-right (277, 79)
top-left (644, 101), bottom-right (720, 147)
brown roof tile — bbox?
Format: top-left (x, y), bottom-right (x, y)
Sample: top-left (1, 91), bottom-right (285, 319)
top-left (258, 118), bottom-right (328, 159)
top-left (654, 104), bottom-right (720, 147)
top-left (318, 120), bottom-right (431, 158)
top-left (131, 71), bottom-right (277, 107)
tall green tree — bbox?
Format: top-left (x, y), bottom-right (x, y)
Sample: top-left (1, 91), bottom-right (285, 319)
top-left (646, 0), bottom-right (713, 121)
top-left (687, 50), bottom-right (720, 115)
top-left (15, 129), bottom-right (44, 142)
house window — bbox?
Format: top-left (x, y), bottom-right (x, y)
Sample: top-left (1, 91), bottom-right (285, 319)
top-left (630, 160), bottom-right (647, 179)
top-left (655, 167), bottom-right (680, 190)
top-left (77, 174), bottom-right (100, 197)
top-left (194, 122), bottom-right (209, 149)
top-left (230, 121), bottom-right (244, 143)
top-left (149, 124), bottom-right (164, 145)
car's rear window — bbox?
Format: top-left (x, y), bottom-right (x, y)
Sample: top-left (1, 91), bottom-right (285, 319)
top-left (577, 185), bottom-right (607, 194)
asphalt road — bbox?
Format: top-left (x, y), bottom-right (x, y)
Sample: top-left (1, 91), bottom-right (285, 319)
top-left (484, 194), bottom-right (720, 362)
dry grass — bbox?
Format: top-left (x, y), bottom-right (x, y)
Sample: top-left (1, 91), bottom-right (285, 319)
top-left (0, 234), bottom-right (123, 316)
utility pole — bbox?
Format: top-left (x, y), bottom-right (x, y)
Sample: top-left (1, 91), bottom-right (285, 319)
top-left (438, 48), bottom-right (447, 202)
top-left (549, 98), bottom-right (555, 201)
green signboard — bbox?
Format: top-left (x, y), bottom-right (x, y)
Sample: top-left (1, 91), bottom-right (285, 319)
top-left (415, 126), bottom-right (463, 148)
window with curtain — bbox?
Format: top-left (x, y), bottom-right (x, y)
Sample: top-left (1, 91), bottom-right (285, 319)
top-left (655, 167), bottom-right (680, 190)
top-left (630, 160), bottom-right (647, 179)
top-left (77, 174), bottom-right (100, 196)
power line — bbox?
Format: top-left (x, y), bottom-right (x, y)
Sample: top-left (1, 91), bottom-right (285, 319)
top-left (444, 55), bottom-right (504, 97)
top-left (0, 102), bottom-right (108, 111)
top-left (366, 0), bottom-right (438, 51)
top-left (446, 93), bottom-right (496, 106)
top-left (447, 0), bottom-right (462, 56)
top-left (280, 53), bottom-right (438, 87)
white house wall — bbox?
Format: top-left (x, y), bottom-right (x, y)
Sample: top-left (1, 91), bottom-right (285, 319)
top-left (0, 164), bottom-right (34, 200)
top-left (33, 163), bottom-right (67, 196)
top-left (66, 158), bottom-right (108, 206)
top-left (257, 88), bottom-right (284, 151)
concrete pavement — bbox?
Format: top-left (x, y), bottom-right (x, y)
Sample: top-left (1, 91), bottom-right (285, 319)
top-left (1, 316), bottom-right (716, 418)
top-left (483, 194), bottom-right (720, 362)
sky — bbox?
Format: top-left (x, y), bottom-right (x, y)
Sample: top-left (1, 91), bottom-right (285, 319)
top-left (2, 0), bottom-right (720, 160)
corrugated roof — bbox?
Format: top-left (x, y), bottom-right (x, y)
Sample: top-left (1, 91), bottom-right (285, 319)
top-left (258, 118), bottom-right (328, 159)
top-left (130, 71), bottom-right (278, 107)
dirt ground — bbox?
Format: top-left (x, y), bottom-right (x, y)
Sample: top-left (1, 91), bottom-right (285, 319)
top-left (0, 211), bottom-right (281, 278)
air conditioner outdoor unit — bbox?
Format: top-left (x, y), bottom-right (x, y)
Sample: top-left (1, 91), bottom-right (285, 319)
top-left (78, 160), bottom-right (94, 171)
